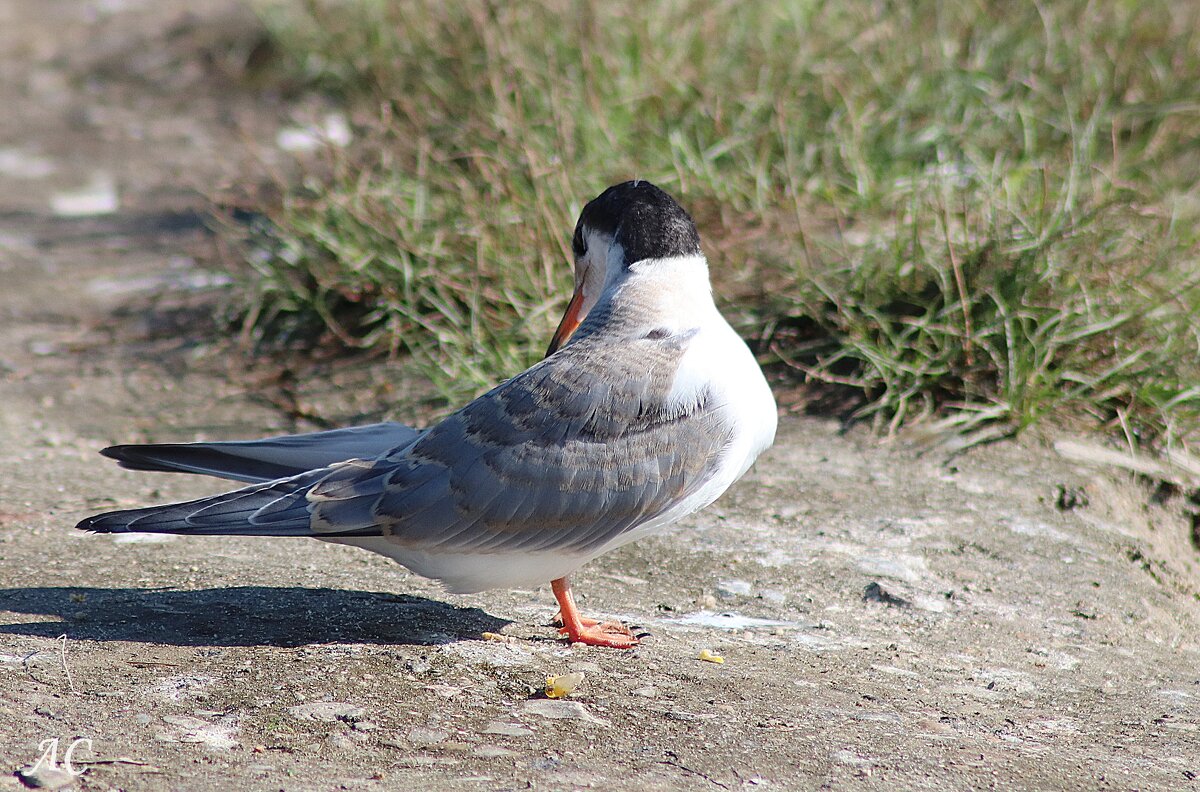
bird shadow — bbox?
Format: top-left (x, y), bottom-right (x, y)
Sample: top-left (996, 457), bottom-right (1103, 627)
top-left (0, 586), bottom-right (510, 647)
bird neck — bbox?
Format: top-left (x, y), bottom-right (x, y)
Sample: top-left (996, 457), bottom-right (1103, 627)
top-left (583, 255), bottom-right (718, 337)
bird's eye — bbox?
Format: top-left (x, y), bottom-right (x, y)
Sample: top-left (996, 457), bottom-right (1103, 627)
top-left (572, 227), bottom-right (587, 258)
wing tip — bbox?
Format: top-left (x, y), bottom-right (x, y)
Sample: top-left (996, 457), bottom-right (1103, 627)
top-left (75, 511), bottom-right (123, 533)
top-left (99, 444), bottom-right (143, 465)
top-left (98, 444), bottom-right (161, 473)
top-left (75, 502), bottom-right (186, 535)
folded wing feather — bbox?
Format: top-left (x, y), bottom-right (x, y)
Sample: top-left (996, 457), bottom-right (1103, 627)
top-left (79, 333), bottom-right (733, 556)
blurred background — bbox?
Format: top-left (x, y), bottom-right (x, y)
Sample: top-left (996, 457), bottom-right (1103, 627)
top-left (4, 0), bottom-right (1199, 450)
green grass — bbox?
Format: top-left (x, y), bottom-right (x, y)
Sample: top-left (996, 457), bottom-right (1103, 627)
top-left (232, 0), bottom-right (1200, 448)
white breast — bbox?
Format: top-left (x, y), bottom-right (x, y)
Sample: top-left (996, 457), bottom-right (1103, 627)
top-left (667, 308), bottom-right (778, 473)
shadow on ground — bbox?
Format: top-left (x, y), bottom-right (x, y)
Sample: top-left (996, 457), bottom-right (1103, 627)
top-left (0, 586), bottom-right (509, 647)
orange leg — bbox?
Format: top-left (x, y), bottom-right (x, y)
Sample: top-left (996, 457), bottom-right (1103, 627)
top-left (551, 576), bottom-right (639, 649)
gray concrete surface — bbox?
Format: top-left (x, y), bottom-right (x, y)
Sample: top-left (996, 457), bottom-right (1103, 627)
top-left (1, 3), bottom-right (1198, 790)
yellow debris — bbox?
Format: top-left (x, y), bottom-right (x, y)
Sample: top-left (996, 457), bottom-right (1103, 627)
top-left (698, 649), bottom-right (725, 664)
top-left (544, 672), bottom-right (585, 698)
top-left (482, 632), bottom-right (516, 644)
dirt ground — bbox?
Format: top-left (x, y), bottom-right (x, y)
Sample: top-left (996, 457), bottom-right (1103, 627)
top-left (2, 3), bottom-right (1199, 791)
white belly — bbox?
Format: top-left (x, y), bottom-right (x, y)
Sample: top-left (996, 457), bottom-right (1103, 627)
top-left (321, 537), bottom-right (593, 594)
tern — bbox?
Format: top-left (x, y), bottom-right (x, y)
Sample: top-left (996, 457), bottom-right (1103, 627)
top-left (77, 180), bottom-right (777, 648)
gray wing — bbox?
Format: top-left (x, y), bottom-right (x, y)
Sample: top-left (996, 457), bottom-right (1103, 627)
top-left (310, 333), bottom-right (733, 554)
top-left (80, 335), bottom-right (731, 551)
top-left (99, 422), bottom-right (422, 483)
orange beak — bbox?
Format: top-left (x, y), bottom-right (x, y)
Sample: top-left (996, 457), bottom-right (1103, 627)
top-left (546, 286), bottom-right (585, 356)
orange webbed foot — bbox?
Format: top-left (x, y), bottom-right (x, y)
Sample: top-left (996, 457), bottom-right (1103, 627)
top-left (560, 620), bottom-right (639, 649)
top-left (550, 576), bottom-right (640, 650)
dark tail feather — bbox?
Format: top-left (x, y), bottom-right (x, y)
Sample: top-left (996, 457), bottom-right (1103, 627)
top-left (100, 422), bottom-right (421, 483)
top-left (75, 468), bottom-right (383, 538)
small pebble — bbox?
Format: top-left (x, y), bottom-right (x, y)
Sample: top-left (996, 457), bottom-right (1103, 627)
top-left (483, 721), bottom-right (534, 737)
top-left (436, 741), bottom-right (472, 754)
top-left (717, 579), bottom-right (753, 598)
top-left (521, 699), bottom-right (610, 725)
top-left (325, 733), bottom-right (356, 751)
top-left (407, 727), bottom-right (450, 747)
top-left (16, 765), bottom-right (76, 790)
top-left (286, 702), bottom-right (364, 723)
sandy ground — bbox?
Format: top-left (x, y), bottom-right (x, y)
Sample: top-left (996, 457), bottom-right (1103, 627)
top-left (2, 3), bottom-right (1199, 790)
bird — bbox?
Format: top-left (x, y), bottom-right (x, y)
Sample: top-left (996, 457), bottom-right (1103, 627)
top-left (77, 180), bottom-right (778, 649)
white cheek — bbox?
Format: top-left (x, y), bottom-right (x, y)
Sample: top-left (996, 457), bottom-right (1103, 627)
top-left (578, 261), bottom-right (603, 318)
top-left (578, 237), bottom-right (621, 318)
top-left (604, 239), bottom-right (624, 279)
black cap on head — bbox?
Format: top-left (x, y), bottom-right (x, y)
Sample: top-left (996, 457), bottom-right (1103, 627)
top-left (573, 180), bottom-right (702, 266)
